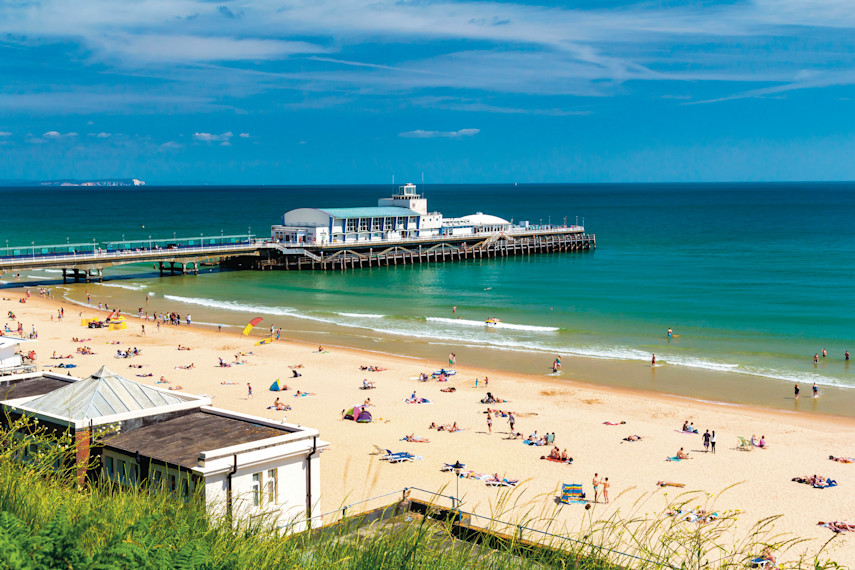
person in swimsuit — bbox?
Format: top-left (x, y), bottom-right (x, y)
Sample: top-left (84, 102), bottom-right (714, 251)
top-left (603, 477), bottom-right (610, 503)
top-left (651, 354), bottom-right (656, 366)
top-left (592, 473), bottom-right (600, 503)
top-left (794, 383), bottom-right (800, 400)
top-left (813, 382), bottom-right (819, 397)
top-left (846, 350), bottom-right (850, 361)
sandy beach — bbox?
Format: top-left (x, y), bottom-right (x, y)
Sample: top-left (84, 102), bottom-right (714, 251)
top-left (5, 289), bottom-right (855, 564)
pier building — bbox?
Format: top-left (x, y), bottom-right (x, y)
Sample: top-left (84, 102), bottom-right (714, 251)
top-left (270, 184), bottom-right (511, 245)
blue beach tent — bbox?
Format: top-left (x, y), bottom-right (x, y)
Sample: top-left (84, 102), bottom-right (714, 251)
top-left (269, 379), bottom-right (284, 391)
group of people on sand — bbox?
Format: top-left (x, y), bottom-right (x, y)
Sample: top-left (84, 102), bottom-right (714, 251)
top-left (792, 474), bottom-right (832, 487)
top-left (526, 430), bottom-right (556, 446)
top-left (543, 447), bottom-right (571, 462)
top-left (750, 434), bottom-right (767, 449)
top-left (429, 421), bottom-right (461, 432)
top-left (359, 365), bottom-right (387, 372)
top-left (115, 347), bottom-right (140, 358)
top-left (270, 398), bottom-right (291, 412)
top-left (592, 473), bottom-right (610, 503)
top-left (75, 346), bottom-right (94, 355)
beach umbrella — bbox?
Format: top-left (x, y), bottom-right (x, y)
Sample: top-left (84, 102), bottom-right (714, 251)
top-left (242, 317), bottom-right (263, 336)
top-left (269, 379), bottom-right (283, 391)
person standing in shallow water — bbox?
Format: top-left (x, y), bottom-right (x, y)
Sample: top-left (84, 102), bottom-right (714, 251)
top-left (794, 383), bottom-right (800, 400)
top-left (651, 354), bottom-right (656, 366)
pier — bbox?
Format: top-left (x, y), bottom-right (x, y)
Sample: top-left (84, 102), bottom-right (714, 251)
top-left (230, 228), bottom-right (596, 271)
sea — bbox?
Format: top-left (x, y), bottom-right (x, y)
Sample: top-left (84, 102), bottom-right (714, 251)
top-left (3, 182), bottom-right (855, 413)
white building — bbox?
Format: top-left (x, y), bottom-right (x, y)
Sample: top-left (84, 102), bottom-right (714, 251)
top-left (0, 336), bottom-right (33, 375)
top-left (271, 184), bottom-right (511, 245)
top-left (1, 367), bottom-right (327, 532)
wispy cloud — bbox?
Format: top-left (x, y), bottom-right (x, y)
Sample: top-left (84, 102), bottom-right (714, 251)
top-left (0, 131), bottom-right (11, 137)
top-left (400, 128), bottom-right (479, 138)
top-left (193, 131), bottom-right (233, 143)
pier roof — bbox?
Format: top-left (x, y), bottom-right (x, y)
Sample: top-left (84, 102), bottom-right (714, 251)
top-left (318, 206), bottom-right (420, 219)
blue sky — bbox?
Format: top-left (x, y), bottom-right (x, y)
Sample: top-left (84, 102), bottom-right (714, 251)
top-left (1, 0), bottom-right (854, 184)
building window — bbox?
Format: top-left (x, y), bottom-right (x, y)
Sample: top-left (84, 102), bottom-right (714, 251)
top-left (104, 456), bottom-right (114, 480)
top-left (396, 217), bottom-right (405, 228)
top-left (266, 469), bottom-right (278, 504)
top-left (346, 219), bottom-right (356, 232)
top-left (252, 472), bottom-right (262, 506)
top-left (181, 478), bottom-right (190, 503)
top-left (358, 218), bottom-right (368, 232)
top-left (372, 218), bottom-right (381, 231)
top-left (150, 468), bottom-right (163, 491)
top-left (168, 474), bottom-right (177, 494)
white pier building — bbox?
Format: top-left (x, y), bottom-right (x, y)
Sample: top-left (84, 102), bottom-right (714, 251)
top-left (271, 184), bottom-right (511, 245)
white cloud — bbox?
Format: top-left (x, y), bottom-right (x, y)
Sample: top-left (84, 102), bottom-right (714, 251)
top-left (193, 131), bottom-right (233, 143)
top-left (42, 131), bottom-right (78, 139)
top-left (159, 141), bottom-right (183, 151)
top-left (400, 128), bottom-right (480, 139)
top-left (96, 132), bottom-right (111, 138)
top-left (239, 132), bottom-right (250, 138)
top-left (0, 131), bottom-right (11, 137)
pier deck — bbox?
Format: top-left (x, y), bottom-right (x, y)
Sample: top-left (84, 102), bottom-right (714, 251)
top-left (0, 228), bottom-right (595, 282)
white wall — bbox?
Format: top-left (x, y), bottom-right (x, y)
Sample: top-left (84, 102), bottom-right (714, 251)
top-left (0, 346), bottom-right (22, 369)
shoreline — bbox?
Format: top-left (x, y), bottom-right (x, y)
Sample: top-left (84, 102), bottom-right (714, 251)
top-left (4, 288), bottom-right (855, 563)
top-left (25, 271), bottom-right (855, 420)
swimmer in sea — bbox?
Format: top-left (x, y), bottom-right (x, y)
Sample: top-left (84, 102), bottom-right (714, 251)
top-left (667, 328), bottom-right (672, 339)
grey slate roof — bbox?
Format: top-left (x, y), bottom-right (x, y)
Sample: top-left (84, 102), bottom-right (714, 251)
top-left (22, 366), bottom-right (188, 420)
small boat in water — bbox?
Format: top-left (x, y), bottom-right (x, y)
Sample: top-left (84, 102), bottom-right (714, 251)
top-left (485, 317), bottom-right (501, 326)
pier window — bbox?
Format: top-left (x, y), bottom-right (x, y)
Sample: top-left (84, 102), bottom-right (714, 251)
top-left (358, 218), bottom-right (369, 232)
top-left (372, 218), bottom-right (381, 231)
top-left (384, 218), bottom-right (392, 230)
top-left (396, 217), bottom-right (405, 229)
top-left (346, 219), bottom-right (356, 233)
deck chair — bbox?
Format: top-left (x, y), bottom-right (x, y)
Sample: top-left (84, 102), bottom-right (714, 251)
top-left (485, 477), bottom-right (518, 487)
top-left (370, 444), bottom-right (385, 455)
top-left (737, 436), bottom-right (753, 451)
top-left (380, 450), bottom-right (415, 463)
top-left (559, 483), bottom-right (586, 504)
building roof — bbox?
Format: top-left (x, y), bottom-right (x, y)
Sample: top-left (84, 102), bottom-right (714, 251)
top-left (0, 375), bottom-right (76, 401)
top-left (0, 336), bottom-right (29, 350)
top-left (104, 411), bottom-right (291, 468)
top-left (318, 206), bottom-right (421, 219)
top-left (22, 366), bottom-right (189, 420)
top-left (457, 213), bottom-right (511, 226)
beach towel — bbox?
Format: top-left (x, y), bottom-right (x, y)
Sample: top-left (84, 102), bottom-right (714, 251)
top-left (403, 398), bottom-right (432, 404)
top-left (667, 509), bottom-right (718, 523)
top-left (675, 429), bottom-right (698, 434)
top-left (603, 421), bottom-right (625, 426)
top-left (666, 456), bottom-right (682, 462)
top-left (559, 483), bottom-right (586, 504)
top-left (541, 456), bottom-right (573, 465)
top-left (485, 477), bottom-right (518, 487)
top-left (294, 392), bottom-right (315, 397)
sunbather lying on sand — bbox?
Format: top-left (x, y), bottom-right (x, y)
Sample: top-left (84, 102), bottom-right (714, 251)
top-left (623, 435), bottom-right (643, 442)
top-left (603, 421), bottom-right (626, 426)
top-left (829, 455), bottom-right (855, 463)
top-left (360, 365), bottom-right (387, 371)
top-left (818, 521), bottom-right (855, 533)
top-left (403, 434), bottom-right (430, 443)
top-left (177, 345), bottom-right (191, 351)
top-left (440, 386), bottom-right (456, 393)
top-left (656, 481), bottom-right (685, 488)
top-left (792, 474), bottom-right (836, 488)
top-left (167, 385), bottom-right (183, 391)
top-left (175, 363), bottom-right (195, 370)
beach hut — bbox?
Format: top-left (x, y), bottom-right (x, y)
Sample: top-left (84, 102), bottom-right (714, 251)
top-left (269, 379), bottom-right (285, 391)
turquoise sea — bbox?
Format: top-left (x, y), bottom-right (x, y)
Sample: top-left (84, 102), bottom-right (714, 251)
top-left (3, 183), bottom-right (855, 401)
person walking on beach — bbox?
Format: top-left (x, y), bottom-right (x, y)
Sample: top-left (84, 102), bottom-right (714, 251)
top-left (794, 383), bottom-right (800, 400)
top-left (508, 412), bottom-right (515, 433)
top-left (602, 477), bottom-right (610, 504)
top-left (651, 354), bottom-right (656, 366)
top-left (592, 473), bottom-right (600, 503)
top-left (486, 412), bottom-right (492, 434)
top-left (141, 324), bottom-right (145, 336)
top-left (710, 430), bottom-right (717, 453)
top-left (703, 430), bottom-right (711, 452)
top-left (247, 383), bottom-right (253, 398)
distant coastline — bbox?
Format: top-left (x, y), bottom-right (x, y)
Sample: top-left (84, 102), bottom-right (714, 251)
top-left (0, 178), bottom-right (145, 187)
